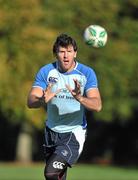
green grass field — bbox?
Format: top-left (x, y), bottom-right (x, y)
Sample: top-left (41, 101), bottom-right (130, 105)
top-left (0, 163), bottom-right (138, 180)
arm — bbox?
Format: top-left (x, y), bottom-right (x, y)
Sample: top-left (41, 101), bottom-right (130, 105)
top-left (27, 87), bottom-right (44, 108)
top-left (27, 84), bottom-right (61, 108)
top-left (77, 88), bottom-right (102, 112)
top-left (66, 79), bottom-right (102, 112)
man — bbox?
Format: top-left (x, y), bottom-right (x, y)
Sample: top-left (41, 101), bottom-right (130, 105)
top-left (27, 33), bottom-right (102, 180)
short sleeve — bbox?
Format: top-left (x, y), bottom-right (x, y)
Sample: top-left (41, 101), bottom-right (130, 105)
top-left (32, 67), bottom-right (48, 90)
top-left (84, 67), bottom-right (98, 92)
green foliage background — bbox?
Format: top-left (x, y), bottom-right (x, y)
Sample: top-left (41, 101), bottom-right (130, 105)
top-left (0, 0), bottom-right (137, 129)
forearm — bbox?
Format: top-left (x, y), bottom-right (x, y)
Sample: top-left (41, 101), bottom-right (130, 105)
top-left (27, 94), bottom-right (45, 108)
top-left (77, 96), bottom-right (102, 112)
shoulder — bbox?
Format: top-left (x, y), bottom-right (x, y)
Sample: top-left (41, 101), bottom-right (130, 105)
top-left (33, 62), bottom-right (57, 89)
top-left (76, 62), bottom-right (98, 89)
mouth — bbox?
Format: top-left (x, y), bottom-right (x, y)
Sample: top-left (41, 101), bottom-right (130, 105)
top-left (63, 60), bottom-right (69, 65)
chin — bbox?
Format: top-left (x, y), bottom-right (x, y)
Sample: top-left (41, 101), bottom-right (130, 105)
top-left (61, 65), bottom-right (69, 72)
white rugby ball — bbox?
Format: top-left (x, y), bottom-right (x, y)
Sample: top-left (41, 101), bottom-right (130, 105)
top-left (83, 25), bottom-right (108, 48)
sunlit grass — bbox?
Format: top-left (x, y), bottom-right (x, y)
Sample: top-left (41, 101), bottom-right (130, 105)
top-left (0, 162), bottom-right (138, 180)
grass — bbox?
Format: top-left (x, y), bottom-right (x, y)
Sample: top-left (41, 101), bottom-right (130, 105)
top-left (0, 162), bottom-right (138, 180)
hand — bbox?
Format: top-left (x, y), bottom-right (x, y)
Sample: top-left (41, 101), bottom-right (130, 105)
top-left (66, 79), bottom-right (82, 101)
top-left (43, 83), bottom-right (61, 103)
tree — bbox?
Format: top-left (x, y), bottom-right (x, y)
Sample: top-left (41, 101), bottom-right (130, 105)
top-left (0, 0), bottom-right (137, 162)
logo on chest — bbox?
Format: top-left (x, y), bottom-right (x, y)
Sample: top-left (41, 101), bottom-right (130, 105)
top-left (48, 76), bottom-right (58, 84)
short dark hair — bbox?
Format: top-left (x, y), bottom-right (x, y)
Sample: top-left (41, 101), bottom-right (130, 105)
top-left (53, 34), bottom-right (78, 55)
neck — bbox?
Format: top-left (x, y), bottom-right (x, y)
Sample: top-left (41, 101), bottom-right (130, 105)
top-left (58, 61), bottom-right (76, 73)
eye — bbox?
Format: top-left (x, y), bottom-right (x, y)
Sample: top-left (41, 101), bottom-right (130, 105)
top-left (58, 50), bottom-right (65, 54)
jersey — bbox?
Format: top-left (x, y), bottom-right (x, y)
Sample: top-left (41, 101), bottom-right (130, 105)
top-left (32, 61), bottom-right (98, 133)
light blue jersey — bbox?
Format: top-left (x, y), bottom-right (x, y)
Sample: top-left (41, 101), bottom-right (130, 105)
top-left (33, 61), bottom-right (98, 133)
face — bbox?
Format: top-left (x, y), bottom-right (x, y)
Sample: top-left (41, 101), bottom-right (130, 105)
top-left (56, 45), bottom-right (77, 72)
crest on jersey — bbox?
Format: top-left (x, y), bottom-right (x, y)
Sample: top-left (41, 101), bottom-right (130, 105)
top-left (48, 76), bottom-right (58, 84)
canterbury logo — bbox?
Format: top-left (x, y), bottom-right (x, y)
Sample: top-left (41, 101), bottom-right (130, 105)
top-left (53, 161), bottom-right (65, 169)
top-left (48, 77), bottom-right (58, 84)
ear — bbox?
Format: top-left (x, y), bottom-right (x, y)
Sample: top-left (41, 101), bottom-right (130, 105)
top-left (74, 51), bottom-right (77, 58)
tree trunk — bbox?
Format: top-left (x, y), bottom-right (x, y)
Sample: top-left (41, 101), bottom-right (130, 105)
top-left (16, 122), bottom-right (34, 162)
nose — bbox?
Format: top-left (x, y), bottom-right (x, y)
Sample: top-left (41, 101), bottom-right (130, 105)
top-left (64, 51), bottom-right (68, 58)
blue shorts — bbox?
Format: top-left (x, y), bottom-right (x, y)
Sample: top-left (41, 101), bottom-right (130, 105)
top-left (44, 126), bottom-right (87, 166)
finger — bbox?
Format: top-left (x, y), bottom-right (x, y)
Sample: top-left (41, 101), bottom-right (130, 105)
top-left (73, 79), bottom-right (78, 87)
top-left (73, 79), bottom-right (78, 91)
top-left (55, 88), bottom-right (61, 94)
top-left (74, 79), bottom-right (80, 88)
top-left (73, 80), bottom-right (81, 93)
top-left (65, 84), bottom-right (72, 92)
top-left (46, 83), bottom-right (53, 90)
